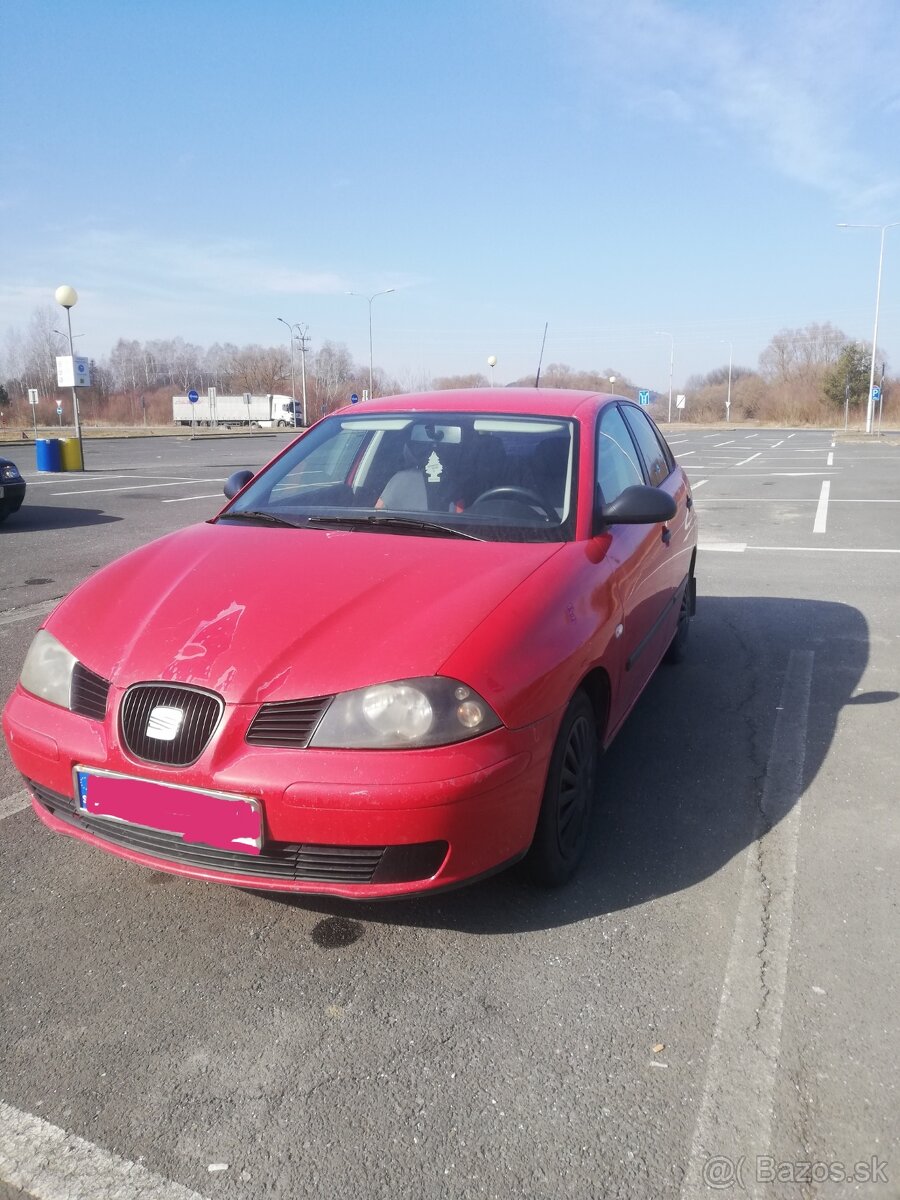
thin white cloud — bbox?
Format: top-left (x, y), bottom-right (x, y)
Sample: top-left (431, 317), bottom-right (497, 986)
top-left (75, 230), bottom-right (350, 298)
top-left (565, 0), bottom-right (900, 208)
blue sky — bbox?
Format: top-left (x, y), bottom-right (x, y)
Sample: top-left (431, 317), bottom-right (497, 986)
top-left (2, 0), bottom-right (899, 392)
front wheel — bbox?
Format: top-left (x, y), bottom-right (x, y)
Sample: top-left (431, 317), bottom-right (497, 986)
top-left (525, 691), bottom-right (598, 886)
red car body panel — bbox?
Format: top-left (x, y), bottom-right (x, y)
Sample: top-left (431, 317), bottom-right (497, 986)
top-left (2, 388), bottom-right (697, 897)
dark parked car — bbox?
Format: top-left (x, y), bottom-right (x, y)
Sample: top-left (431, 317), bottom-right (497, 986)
top-left (0, 457), bottom-right (26, 523)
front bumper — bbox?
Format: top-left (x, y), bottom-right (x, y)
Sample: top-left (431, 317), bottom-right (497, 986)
top-left (3, 685), bottom-right (556, 898)
top-left (0, 481), bottom-right (26, 510)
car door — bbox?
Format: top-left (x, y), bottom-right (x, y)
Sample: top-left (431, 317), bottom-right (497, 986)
top-left (595, 404), bottom-right (676, 730)
top-left (619, 404), bottom-right (694, 636)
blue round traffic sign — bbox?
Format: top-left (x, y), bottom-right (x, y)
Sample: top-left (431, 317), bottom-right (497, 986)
top-left (188, 389), bottom-right (199, 403)
top-left (350, 393), bottom-right (360, 404)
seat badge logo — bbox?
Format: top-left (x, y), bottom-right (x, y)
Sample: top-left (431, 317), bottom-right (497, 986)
top-left (146, 705), bottom-right (185, 741)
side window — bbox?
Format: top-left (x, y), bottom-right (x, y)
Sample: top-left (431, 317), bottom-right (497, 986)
top-left (596, 406), bottom-right (644, 506)
top-left (621, 406), bottom-right (671, 487)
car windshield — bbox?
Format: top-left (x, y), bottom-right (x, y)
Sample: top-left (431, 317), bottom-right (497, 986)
top-left (219, 412), bottom-right (577, 542)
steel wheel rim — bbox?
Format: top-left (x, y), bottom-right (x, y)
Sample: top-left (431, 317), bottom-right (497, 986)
top-left (556, 714), bottom-right (594, 859)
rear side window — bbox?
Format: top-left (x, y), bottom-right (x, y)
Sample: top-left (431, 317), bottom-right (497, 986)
top-left (621, 406), bottom-right (671, 487)
top-left (596, 406), bottom-right (644, 505)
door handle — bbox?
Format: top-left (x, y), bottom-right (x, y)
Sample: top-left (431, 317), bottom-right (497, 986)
top-left (661, 526), bottom-right (671, 545)
top-left (686, 494), bottom-right (693, 510)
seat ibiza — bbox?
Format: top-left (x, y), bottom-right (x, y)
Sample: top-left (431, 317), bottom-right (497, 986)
top-left (3, 389), bottom-right (697, 898)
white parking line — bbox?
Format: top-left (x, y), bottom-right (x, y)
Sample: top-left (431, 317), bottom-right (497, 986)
top-left (700, 542), bottom-right (747, 552)
top-left (753, 545), bottom-right (900, 554)
top-left (0, 1100), bottom-right (209, 1200)
top-left (713, 440), bottom-right (734, 447)
top-left (676, 450), bottom-right (695, 456)
top-left (691, 479), bottom-right (708, 489)
top-left (827, 452), bottom-right (834, 466)
top-left (0, 792), bottom-right (30, 820)
top-left (734, 452), bottom-right (761, 467)
top-left (162, 494), bottom-right (222, 504)
top-left (50, 478), bottom-right (216, 496)
top-left (681, 651), bottom-right (811, 1200)
top-left (813, 480), bottom-right (831, 533)
top-left (0, 599), bottom-right (59, 627)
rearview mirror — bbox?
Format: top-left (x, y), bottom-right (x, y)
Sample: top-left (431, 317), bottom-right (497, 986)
top-left (224, 469), bottom-right (254, 499)
top-left (597, 484), bottom-right (677, 528)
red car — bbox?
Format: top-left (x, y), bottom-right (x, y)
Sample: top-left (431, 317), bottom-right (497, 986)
top-left (3, 389), bottom-right (697, 898)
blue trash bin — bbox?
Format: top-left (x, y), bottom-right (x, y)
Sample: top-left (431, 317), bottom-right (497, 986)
top-left (35, 438), bottom-right (62, 472)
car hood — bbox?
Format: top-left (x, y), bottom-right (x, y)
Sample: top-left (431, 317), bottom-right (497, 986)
top-left (48, 522), bottom-right (563, 704)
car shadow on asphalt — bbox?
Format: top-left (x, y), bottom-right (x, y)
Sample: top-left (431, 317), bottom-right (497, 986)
top-left (0, 505), bottom-right (123, 532)
top-left (262, 594), bottom-right (884, 934)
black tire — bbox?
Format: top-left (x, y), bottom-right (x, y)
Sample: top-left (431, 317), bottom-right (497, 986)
top-left (525, 691), bottom-right (598, 886)
top-left (0, 505), bottom-right (9, 525)
top-left (664, 573), bottom-right (694, 665)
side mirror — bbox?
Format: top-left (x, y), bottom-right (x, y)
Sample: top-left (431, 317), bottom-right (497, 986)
top-left (224, 469), bottom-right (254, 499)
top-left (597, 484), bottom-right (676, 528)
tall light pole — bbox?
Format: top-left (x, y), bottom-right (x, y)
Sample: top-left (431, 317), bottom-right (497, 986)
top-left (721, 340), bottom-right (733, 422)
top-left (347, 288), bottom-right (395, 399)
top-left (276, 317), bottom-right (297, 427)
top-left (487, 355), bottom-right (497, 386)
top-left (608, 375), bottom-right (616, 394)
top-left (294, 325), bottom-right (309, 426)
top-left (54, 285), bottom-right (84, 469)
top-left (837, 221), bottom-right (899, 433)
top-left (656, 331), bottom-right (674, 422)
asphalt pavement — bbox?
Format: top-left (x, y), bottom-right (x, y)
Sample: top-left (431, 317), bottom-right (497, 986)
top-left (0, 428), bottom-right (897, 1199)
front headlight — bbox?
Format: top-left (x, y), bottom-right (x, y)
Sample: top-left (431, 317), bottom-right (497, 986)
top-left (309, 677), bottom-right (502, 749)
top-left (1, 464), bottom-right (22, 481)
top-left (20, 629), bottom-right (78, 709)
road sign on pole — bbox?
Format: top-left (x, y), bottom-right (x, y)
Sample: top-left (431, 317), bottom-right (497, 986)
top-left (188, 389), bottom-right (199, 404)
top-left (638, 389), bottom-right (651, 406)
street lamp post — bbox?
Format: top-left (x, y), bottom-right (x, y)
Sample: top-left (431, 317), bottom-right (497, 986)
top-left (295, 326), bottom-right (309, 427)
top-left (608, 375), bottom-right (616, 394)
top-left (722, 340), bottom-right (733, 422)
top-left (276, 317), bottom-right (297, 427)
top-left (347, 289), bottom-right (395, 399)
top-left (837, 221), bottom-right (899, 434)
top-left (487, 355), bottom-right (497, 386)
top-left (656, 331), bottom-right (675, 422)
top-left (54, 285), bottom-right (84, 469)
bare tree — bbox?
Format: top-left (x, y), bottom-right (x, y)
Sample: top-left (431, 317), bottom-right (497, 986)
top-left (759, 323), bottom-right (848, 382)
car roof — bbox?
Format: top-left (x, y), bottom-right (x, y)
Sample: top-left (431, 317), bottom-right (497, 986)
top-left (334, 387), bottom-right (609, 420)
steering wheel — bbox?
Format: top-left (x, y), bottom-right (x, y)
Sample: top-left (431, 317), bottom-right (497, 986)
top-left (470, 486), bottom-right (558, 523)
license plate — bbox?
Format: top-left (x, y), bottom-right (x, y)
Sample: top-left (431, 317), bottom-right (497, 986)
top-left (75, 768), bottom-right (262, 854)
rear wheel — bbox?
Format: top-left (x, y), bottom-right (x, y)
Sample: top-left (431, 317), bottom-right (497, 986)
top-left (525, 691), bottom-right (598, 886)
top-left (664, 572), bottom-right (695, 665)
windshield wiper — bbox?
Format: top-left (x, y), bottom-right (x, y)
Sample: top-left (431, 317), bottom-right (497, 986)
top-left (305, 514), bottom-right (481, 541)
top-left (219, 510), bottom-right (304, 527)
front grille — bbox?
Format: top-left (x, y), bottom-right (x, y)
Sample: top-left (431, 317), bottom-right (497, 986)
top-left (28, 779), bottom-right (384, 883)
top-left (120, 683), bottom-right (223, 766)
top-left (70, 663), bottom-right (110, 721)
top-left (246, 696), bottom-right (333, 747)
top-left (27, 779), bottom-right (446, 886)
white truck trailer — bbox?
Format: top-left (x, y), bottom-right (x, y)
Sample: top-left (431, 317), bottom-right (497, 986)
top-left (173, 393), bottom-right (298, 428)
